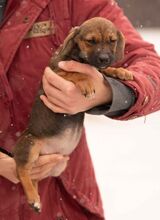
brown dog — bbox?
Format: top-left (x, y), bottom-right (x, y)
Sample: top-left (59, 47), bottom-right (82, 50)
top-left (14, 17), bottom-right (133, 213)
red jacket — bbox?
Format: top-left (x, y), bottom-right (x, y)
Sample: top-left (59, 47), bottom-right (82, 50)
top-left (0, 0), bottom-right (160, 219)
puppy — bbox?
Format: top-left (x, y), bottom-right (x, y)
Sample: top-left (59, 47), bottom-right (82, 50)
top-left (14, 17), bottom-right (133, 213)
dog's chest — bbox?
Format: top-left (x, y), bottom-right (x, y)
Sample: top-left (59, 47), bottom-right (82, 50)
top-left (40, 126), bottom-right (82, 155)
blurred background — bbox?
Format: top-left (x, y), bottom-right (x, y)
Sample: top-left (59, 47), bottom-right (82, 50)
top-left (117, 0), bottom-right (160, 28)
top-left (85, 1), bottom-right (160, 220)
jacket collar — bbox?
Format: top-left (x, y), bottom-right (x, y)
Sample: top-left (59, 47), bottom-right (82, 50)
top-left (0, 0), bottom-right (20, 28)
top-left (4, 0), bottom-right (20, 17)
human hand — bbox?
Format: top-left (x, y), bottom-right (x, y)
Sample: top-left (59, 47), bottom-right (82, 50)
top-left (30, 154), bottom-right (69, 181)
top-left (40, 61), bottom-right (112, 114)
top-left (0, 152), bottom-right (19, 184)
top-left (0, 152), bottom-right (68, 183)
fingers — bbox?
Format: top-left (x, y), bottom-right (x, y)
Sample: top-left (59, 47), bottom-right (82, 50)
top-left (0, 152), bottom-right (9, 159)
top-left (30, 154), bottom-right (69, 180)
top-left (11, 178), bottom-right (19, 184)
top-left (31, 165), bottom-right (52, 180)
top-left (41, 67), bottom-right (84, 114)
top-left (40, 95), bottom-right (68, 113)
top-left (58, 60), bottom-right (100, 77)
top-left (0, 157), bottom-right (20, 184)
top-left (40, 94), bottom-right (82, 114)
top-left (41, 62), bottom-right (105, 115)
top-left (40, 81), bottom-right (68, 108)
top-left (33, 154), bottom-right (65, 167)
top-left (42, 67), bottom-right (80, 109)
top-left (43, 67), bottom-right (74, 92)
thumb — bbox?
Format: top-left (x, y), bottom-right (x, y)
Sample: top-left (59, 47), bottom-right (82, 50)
top-left (33, 154), bottom-right (65, 167)
top-left (50, 155), bottom-right (70, 164)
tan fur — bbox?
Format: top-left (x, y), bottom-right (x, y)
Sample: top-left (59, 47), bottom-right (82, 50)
top-left (14, 17), bottom-right (133, 213)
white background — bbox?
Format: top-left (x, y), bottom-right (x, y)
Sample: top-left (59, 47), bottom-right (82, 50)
top-left (85, 29), bottom-right (160, 220)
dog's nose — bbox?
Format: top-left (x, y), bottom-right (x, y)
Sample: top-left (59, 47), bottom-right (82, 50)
top-left (98, 54), bottom-right (110, 65)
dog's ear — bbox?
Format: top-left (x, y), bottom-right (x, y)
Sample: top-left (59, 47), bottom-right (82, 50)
top-left (50, 26), bottom-right (80, 69)
top-left (115, 31), bottom-right (125, 61)
top-left (60, 26), bottom-right (80, 57)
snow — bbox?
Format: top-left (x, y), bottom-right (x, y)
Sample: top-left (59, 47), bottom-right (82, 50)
top-left (85, 28), bottom-right (160, 220)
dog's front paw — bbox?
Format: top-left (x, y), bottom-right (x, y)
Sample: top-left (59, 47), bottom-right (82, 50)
top-left (58, 71), bottom-right (95, 98)
top-left (101, 67), bottom-right (133, 80)
top-left (76, 77), bottom-right (95, 98)
top-left (115, 67), bottom-right (133, 80)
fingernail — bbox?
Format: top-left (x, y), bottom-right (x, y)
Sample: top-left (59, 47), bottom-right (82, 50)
top-left (58, 61), bottom-right (66, 68)
top-left (65, 156), bottom-right (70, 161)
top-left (57, 155), bottom-right (64, 160)
top-left (45, 66), bottom-right (50, 72)
top-left (40, 95), bottom-right (46, 100)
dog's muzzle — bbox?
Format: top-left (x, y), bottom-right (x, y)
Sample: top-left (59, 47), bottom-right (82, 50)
top-left (95, 53), bottom-right (114, 69)
top-left (78, 50), bottom-right (114, 69)
top-left (86, 52), bottom-right (114, 69)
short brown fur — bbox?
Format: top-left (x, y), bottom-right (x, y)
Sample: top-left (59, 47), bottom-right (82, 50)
top-left (14, 17), bottom-right (133, 213)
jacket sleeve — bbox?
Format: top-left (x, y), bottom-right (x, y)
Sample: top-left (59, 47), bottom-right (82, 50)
top-left (70, 0), bottom-right (160, 120)
top-left (87, 76), bottom-right (136, 116)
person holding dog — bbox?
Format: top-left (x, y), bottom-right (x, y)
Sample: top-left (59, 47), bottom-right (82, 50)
top-left (0, 0), bottom-right (160, 219)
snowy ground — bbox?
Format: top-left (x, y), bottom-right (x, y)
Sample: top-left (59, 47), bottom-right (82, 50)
top-left (84, 28), bottom-right (160, 220)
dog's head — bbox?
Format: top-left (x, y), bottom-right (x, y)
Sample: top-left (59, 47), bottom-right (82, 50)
top-left (60, 17), bottom-right (125, 69)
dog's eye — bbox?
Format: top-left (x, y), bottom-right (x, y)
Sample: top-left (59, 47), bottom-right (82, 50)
top-left (85, 39), bottom-right (97, 45)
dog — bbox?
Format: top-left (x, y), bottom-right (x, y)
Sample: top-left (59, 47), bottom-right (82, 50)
top-left (14, 17), bottom-right (133, 213)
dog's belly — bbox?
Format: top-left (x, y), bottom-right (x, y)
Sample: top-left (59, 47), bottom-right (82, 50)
top-left (40, 126), bottom-right (82, 156)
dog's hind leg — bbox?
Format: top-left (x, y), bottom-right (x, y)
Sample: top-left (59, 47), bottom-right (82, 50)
top-left (17, 165), bottom-right (41, 212)
top-left (32, 179), bottom-right (38, 193)
top-left (14, 134), bottom-right (42, 212)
